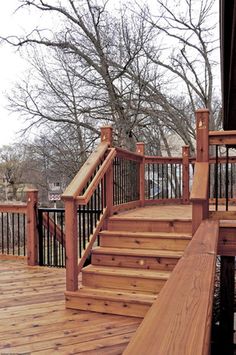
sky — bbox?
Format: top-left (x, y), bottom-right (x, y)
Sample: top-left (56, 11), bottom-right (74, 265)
top-left (0, 1), bottom-right (55, 147)
top-left (0, 2), bottom-right (34, 146)
top-left (0, 0), bottom-right (220, 148)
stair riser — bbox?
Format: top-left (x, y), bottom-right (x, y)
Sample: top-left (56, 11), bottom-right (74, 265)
top-left (100, 236), bottom-right (189, 251)
top-left (65, 295), bottom-right (151, 317)
top-left (92, 254), bottom-right (179, 271)
top-left (82, 272), bottom-right (166, 293)
top-left (107, 220), bottom-right (192, 233)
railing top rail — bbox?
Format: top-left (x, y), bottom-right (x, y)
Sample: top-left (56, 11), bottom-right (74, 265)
top-left (0, 203), bottom-right (27, 214)
top-left (77, 148), bottom-right (116, 205)
top-left (145, 156), bottom-right (183, 164)
top-left (115, 147), bottom-right (143, 161)
top-left (209, 130), bottom-right (236, 145)
top-left (62, 142), bottom-right (109, 200)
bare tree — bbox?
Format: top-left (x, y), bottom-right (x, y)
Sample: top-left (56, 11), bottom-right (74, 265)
top-left (138, 0), bottom-right (220, 131)
top-left (0, 145), bottom-right (26, 200)
top-left (2, 0), bottom-right (221, 156)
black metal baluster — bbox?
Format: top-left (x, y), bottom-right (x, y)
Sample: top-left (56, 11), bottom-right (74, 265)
top-left (166, 164), bottom-right (169, 199)
top-left (152, 163), bottom-right (155, 199)
top-left (170, 164), bottom-right (173, 198)
top-left (1, 213), bottom-right (3, 254)
top-left (219, 156), bottom-right (222, 199)
top-left (179, 164), bottom-right (182, 197)
top-left (60, 211), bottom-right (64, 267)
top-left (230, 161), bottom-right (233, 198)
top-left (226, 146), bottom-right (229, 211)
top-left (7, 213), bottom-right (9, 254)
top-left (12, 213), bottom-right (15, 255)
top-left (17, 214), bottom-right (20, 256)
top-left (23, 214), bottom-right (26, 256)
top-left (38, 209), bottom-right (43, 266)
top-left (79, 205), bottom-right (82, 258)
top-left (53, 211), bottom-right (57, 267)
top-left (215, 145), bottom-right (219, 211)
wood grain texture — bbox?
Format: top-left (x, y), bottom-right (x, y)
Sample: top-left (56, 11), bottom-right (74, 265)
top-left (124, 220), bottom-right (219, 355)
top-left (26, 189), bottom-right (38, 266)
top-left (218, 225), bottom-right (236, 256)
top-left (0, 203), bottom-right (27, 214)
top-left (209, 130), bottom-right (236, 145)
top-left (64, 199), bottom-right (78, 291)
top-left (0, 258), bottom-right (141, 354)
top-left (190, 162), bottom-right (209, 200)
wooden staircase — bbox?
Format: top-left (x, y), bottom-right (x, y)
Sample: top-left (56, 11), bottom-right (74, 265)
top-left (65, 212), bottom-right (192, 317)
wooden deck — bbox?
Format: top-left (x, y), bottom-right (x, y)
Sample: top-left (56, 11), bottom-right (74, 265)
top-left (112, 204), bottom-right (236, 220)
top-left (0, 256), bottom-right (141, 354)
top-left (112, 205), bottom-right (192, 220)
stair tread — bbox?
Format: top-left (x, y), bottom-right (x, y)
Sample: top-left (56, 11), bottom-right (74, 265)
top-left (100, 230), bottom-right (192, 239)
top-left (92, 246), bottom-right (183, 258)
top-left (82, 265), bottom-right (171, 279)
top-left (67, 287), bottom-right (157, 304)
top-left (219, 220), bottom-right (236, 228)
top-left (109, 215), bottom-right (191, 222)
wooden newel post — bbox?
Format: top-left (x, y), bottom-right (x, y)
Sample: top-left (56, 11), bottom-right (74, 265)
top-left (64, 198), bottom-right (78, 292)
top-left (101, 126), bottom-right (113, 146)
top-left (26, 189), bottom-right (38, 266)
top-left (101, 126), bottom-right (114, 216)
top-left (136, 142), bottom-right (145, 207)
top-left (192, 109), bottom-right (209, 234)
top-left (182, 145), bottom-right (190, 204)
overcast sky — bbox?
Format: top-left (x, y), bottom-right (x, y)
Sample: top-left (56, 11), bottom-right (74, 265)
top-left (0, 2), bottom-right (33, 146)
top-left (0, 0), bottom-right (220, 148)
top-left (0, 1), bottom-right (55, 147)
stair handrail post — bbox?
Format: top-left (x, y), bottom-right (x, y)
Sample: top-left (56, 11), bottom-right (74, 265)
top-left (26, 188), bottom-right (39, 266)
top-left (192, 109), bottom-right (209, 234)
top-left (136, 142), bottom-right (145, 207)
top-left (101, 126), bottom-right (113, 146)
top-left (64, 197), bottom-right (78, 292)
top-left (182, 145), bottom-right (190, 204)
top-left (101, 126), bottom-right (114, 216)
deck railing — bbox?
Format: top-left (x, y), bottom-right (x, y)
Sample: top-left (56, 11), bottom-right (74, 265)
top-left (145, 156), bottom-right (183, 202)
top-left (38, 207), bottom-right (65, 267)
top-left (0, 205), bottom-right (26, 257)
top-left (61, 126), bottom-right (194, 292)
top-left (189, 109), bottom-right (236, 354)
top-left (0, 189), bottom-right (38, 265)
top-left (113, 149), bottom-right (141, 207)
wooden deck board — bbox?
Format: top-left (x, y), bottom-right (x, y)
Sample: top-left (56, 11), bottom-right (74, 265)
top-left (0, 258), bottom-right (141, 354)
top-left (111, 205), bottom-right (192, 220)
top-left (111, 204), bottom-right (236, 220)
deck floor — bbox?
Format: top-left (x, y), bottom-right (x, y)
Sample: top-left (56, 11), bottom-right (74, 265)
top-left (112, 204), bottom-right (236, 220)
top-left (112, 204), bottom-right (192, 220)
top-left (0, 257), bottom-right (141, 354)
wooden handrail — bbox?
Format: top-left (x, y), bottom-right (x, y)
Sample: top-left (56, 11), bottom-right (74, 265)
top-left (115, 147), bottom-right (143, 161)
top-left (62, 142), bottom-right (109, 200)
top-left (0, 203), bottom-right (27, 214)
top-left (190, 162), bottom-right (209, 201)
top-left (76, 148), bottom-right (116, 204)
top-left (209, 130), bottom-right (236, 145)
top-left (145, 156), bottom-right (183, 164)
top-left (124, 220), bottom-right (219, 355)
